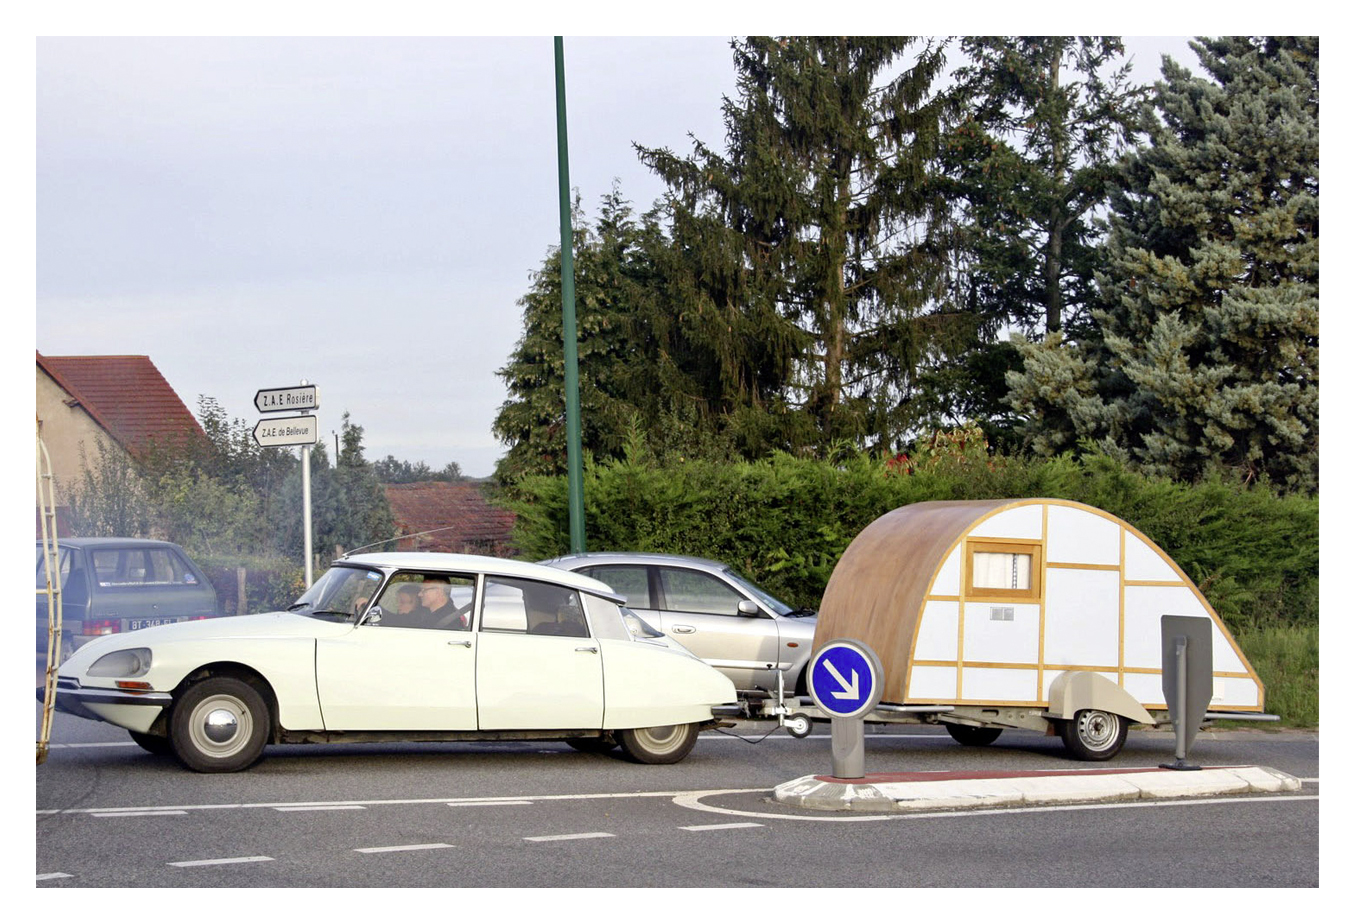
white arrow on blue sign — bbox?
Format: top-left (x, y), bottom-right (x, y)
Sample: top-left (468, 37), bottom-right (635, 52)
top-left (806, 640), bottom-right (884, 720)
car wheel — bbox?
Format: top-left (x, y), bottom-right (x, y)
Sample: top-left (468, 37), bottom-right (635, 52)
top-left (129, 730), bottom-right (172, 756)
top-left (617, 723), bottom-right (699, 764)
top-left (1059, 709), bottom-right (1127, 761)
top-left (565, 736), bottom-right (617, 754)
top-left (169, 677), bottom-right (270, 773)
top-left (944, 724), bottom-right (1003, 747)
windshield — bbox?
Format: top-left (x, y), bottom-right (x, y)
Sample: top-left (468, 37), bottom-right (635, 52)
top-left (721, 568), bottom-right (796, 616)
top-left (287, 565), bottom-right (385, 622)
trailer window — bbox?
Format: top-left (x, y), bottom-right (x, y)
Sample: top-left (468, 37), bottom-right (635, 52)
top-left (965, 540), bottom-right (1042, 600)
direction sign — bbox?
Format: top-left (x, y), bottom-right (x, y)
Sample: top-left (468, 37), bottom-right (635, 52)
top-left (807, 640), bottom-right (884, 720)
top-left (255, 385), bottom-right (320, 413)
top-left (253, 415), bottom-right (319, 447)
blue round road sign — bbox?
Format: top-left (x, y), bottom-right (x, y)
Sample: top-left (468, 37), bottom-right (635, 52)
top-left (807, 640), bottom-right (884, 720)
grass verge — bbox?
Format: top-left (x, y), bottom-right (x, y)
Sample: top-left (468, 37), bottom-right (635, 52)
top-left (1234, 623), bottom-right (1318, 728)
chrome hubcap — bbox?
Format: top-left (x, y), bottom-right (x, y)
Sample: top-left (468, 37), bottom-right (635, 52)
top-left (189, 694), bottom-right (254, 758)
top-left (203, 707), bottom-right (240, 744)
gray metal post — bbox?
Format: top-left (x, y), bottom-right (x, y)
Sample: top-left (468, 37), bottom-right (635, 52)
top-left (830, 718), bottom-right (865, 779)
top-left (302, 443), bottom-right (313, 588)
top-left (1172, 637), bottom-right (1189, 763)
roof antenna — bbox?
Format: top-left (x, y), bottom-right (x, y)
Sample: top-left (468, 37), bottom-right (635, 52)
top-left (343, 527), bottom-right (459, 558)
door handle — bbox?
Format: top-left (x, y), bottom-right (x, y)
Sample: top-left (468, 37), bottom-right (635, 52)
top-left (575, 646), bottom-right (598, 654)
top-left (671, 625), bottom-right (696, 634)
top-left (448, 640), bottom-right (472, 648)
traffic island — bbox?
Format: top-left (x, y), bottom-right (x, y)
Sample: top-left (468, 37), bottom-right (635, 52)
top-left (772, 765), bottom-right (1301, 813)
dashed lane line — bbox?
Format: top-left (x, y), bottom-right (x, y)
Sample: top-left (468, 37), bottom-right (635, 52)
top-left (680, 822), bottom-right (765, 831)
top-left (168, 856), bottom-right (274, 868)
top-left (523, 832), bottom-right (616, 842)
top-left (355, 843), bottom-right (456, 854)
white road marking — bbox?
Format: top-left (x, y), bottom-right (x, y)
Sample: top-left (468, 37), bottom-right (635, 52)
top-left (523, 832), bottom-right (615, 842)
top-left (446, 800), bottom-right (533, 807)
top-left (273, 805), bottom-right (365, 812)
top-left (680, 822), bottom-right (764, 831)
top-left (38, 788), bottom-right (765, 816)
top-left (91, 810), bottom-right (187, 818)
top-left (168, 855), bottom-right (274, 867)
top-left (355, 843), bottom-right (456, 853)
top-left (36, 873), bottom-right (71, 881)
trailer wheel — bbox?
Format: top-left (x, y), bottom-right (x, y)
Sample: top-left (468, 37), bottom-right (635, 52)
top-left (783, 714), bottom-right (813, 738)
top-left (944, 724), bottom-right (1003, 747)
top-left (617, 723), bottom-right (698, 764)
top-left (169, 677), bottom-right (270, 773)
top-left (1059, 709), bottom-right (1126, 761)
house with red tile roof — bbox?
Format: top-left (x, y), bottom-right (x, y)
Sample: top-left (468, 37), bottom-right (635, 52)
top-left (383, 481), bottom-right (518, 557)
top-left (37, 352), bottom-right (205, 525)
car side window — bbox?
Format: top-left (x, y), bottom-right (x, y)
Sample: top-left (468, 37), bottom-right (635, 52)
top-left (483, 576), bottom-right (589, 638)
top-left (581, 565), bottom-right (650, 608)
top-left (658, 567), bottom-right (744, 616)
top-left (373, 572), bottom-right (476, 630)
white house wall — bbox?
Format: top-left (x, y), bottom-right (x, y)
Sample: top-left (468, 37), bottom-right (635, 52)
top-left (907, 501), bottom-right (1262, 712)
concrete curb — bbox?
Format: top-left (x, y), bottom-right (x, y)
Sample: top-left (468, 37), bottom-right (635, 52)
top-left (772, 766), bottom-right (1301, 813)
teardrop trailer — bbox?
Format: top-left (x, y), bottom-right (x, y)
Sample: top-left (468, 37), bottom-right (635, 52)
top-left (732, 499), bottom-right (1274, 759)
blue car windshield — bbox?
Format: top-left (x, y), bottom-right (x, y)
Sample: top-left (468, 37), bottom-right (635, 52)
top-left (288, 565), bottom-right (384, 621)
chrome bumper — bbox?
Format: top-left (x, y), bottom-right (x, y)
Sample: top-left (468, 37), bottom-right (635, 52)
top-left (38, 681), bottom-right (173, 723)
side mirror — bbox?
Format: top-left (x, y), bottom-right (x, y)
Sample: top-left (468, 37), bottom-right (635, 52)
top-left (359, 606), bottom-right (383, 626)
top-left (736, 600), bottom-right (762, 617)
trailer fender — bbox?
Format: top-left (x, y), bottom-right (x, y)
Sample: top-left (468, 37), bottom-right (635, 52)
top-left (1046, 672), bottom-right (1156, 727)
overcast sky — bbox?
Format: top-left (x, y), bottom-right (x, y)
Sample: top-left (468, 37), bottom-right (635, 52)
top-left (33, 32), bottom-right (1203, 478)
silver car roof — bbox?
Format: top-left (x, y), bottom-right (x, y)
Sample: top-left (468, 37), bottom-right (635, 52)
top-left (539, 552), bottom-right (732, 573)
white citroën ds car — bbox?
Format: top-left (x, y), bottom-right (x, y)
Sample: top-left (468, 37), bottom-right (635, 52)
top-left (47, 553), bottom-right (738, 772)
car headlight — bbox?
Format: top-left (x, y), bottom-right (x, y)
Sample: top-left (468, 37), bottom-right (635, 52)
top-left (87, 648), bottom-right (152, 679)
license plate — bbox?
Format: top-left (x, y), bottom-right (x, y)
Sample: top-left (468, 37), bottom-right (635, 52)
top-left (129, 618), bottom-right (176, 630)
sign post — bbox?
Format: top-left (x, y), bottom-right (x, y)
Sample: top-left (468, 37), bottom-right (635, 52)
top-left (254, 382), bottom-right (320, 587)
top-left (807, 640), bottom-right (884, 779)
top-left (1160, 614), bottom-right (1213, 770)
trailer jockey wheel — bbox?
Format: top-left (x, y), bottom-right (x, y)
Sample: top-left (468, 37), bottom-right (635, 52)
top-left (783, 714), bottom-right (812, 738)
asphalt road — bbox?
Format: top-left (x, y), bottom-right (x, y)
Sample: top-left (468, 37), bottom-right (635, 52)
top-left (36, 700), bottom-right (1319, 889)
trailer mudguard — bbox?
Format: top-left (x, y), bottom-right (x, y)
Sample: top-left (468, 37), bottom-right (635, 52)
top-left (1046, 671), bottom-right (1156, 726)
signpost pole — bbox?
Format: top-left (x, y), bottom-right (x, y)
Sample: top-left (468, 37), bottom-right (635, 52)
top-left (302, 443), bottom-right (313, 588)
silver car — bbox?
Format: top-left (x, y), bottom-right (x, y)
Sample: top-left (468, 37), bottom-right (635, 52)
top-left (539, 552), bottom-right (817, 696)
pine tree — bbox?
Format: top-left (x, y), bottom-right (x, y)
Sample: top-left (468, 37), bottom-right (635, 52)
top-left (921, 38), bottom-right (1143, 443)
top-left (637, 37), bottom-right (949, 452)
top-left (493, 188), bottom-right (739, 480)
top-left (1010, 37), bottom-right (1318, 492)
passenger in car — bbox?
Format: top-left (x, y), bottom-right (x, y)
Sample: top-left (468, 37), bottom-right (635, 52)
top-left (389, 584), bottom-right (426, 623)
top-left (418, 578), bottom-right (470, 630)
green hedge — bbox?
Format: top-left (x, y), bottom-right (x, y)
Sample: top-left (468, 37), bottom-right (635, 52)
top-left (504, 451), bottom-right (1318, 632)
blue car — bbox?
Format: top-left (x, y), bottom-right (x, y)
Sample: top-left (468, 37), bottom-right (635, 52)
top-left (37, 538), bottom-right (219, 662)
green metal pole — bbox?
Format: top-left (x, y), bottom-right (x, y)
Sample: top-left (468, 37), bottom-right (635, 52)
top-left (554, 36), bottom-right (586, 554)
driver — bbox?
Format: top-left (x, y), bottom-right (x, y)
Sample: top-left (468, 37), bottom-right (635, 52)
top-left (417, 578), bottom-right (470, 630)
